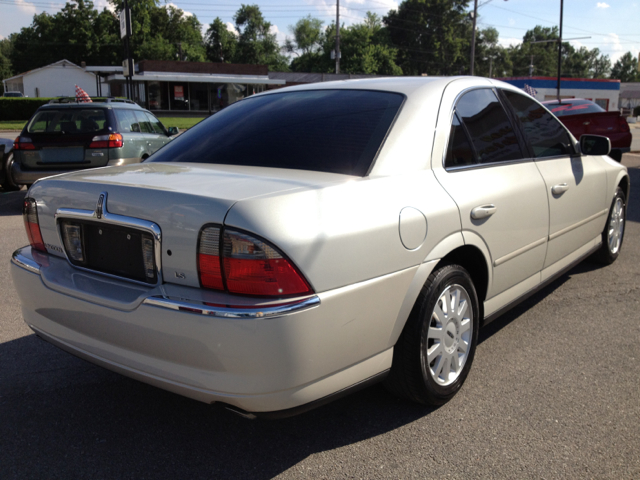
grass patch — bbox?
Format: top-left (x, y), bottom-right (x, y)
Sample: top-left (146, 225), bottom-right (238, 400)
top-left (158, 117), bottom-right (206, 130)
top-left (0, 120), bottom-right (27, 131)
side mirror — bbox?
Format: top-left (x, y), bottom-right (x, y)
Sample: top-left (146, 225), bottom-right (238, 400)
top-left (579, 135), bottom-right (611, 156)
top-left (167, 126), bottom-right (179, 136)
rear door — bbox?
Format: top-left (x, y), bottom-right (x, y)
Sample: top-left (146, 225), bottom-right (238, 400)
top-left (433, 87), bottom-right (550, 300)
top-left (501, 90), bottom-right (607, 273)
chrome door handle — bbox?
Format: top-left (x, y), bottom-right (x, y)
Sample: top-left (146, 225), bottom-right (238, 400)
top-left (583, 121), bottom-right (590, 125)
top-left (471, 204), bottom-right (497, 220)
top-left (552, 183), bottom-right (569, 195)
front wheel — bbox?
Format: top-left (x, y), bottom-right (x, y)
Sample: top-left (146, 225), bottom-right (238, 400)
top-left (384, 264), bottom-right (480, 406)
top-left (591, 187), bottom-right (626, 265)
top-left (2, 152), bottom-right (21, 191)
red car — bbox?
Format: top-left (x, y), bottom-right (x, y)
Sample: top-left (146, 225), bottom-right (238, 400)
top-left (542, 98), bottom-right (632, 162)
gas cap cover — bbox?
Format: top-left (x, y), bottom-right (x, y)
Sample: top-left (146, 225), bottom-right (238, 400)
top-left (399, 207), bottom-right (427, 250)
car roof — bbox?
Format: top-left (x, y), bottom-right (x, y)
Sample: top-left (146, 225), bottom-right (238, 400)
top-left (38, 99), bottom-right (144, 110)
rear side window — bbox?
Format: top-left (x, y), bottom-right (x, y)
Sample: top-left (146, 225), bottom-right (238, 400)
top-left (115, 109), bottom-right (141, 133)
top-left (445, 113), bottom-right (475, 168)
top-left (148, 90), bottom-right (404, 176)
top-left (454, 89), bottom-right (523, 164)
top-left (27, 108), bottom-right (108, 134)
top-left (503, 91), bottom-right (573, 158)
top-left (134, 111), bottom-right (153, 133)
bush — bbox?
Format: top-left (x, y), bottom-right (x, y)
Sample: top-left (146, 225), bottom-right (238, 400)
top-left (0, 98), bottom-right (55, 121)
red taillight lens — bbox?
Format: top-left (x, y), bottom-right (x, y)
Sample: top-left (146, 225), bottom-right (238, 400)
top-left (89, 133), bottom-right (123, 149)
top-left (222, 229), bottom-right (312, 296)
top-left (197, 226), bottom-right (313, 297)
top-left (618, 115), bottom-right (630, 133)
top-left (13, 136), bottom-right (36, 150)
top-left (23, 198), bottom-right (46, 252)
top-left (198, 226), bottom-right (224, 290)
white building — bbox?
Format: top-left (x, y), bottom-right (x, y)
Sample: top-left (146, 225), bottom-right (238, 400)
top-left (500, 76), bottom-right (621, 111)
top-left (2, 59), bottom-right (106, 98)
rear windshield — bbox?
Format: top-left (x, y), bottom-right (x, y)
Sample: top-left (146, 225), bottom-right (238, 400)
top-left (148, 89), bottom-right (404, 176)
top-left (27, 108), bottom-right (109, 134)
top-left (545, 100), bottom-right (605, 117)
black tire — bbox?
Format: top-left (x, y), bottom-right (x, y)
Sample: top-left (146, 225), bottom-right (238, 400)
top-left (384, 264), bottom-right (480, 406)
top-left (591, 187), bottom-right (626, 265)
top-left (2, 152), bottom-right (21, 191)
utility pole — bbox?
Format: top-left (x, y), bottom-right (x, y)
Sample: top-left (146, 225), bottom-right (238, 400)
top-left (556, 0), bottom-right (563, 102)
top-left (470, 0), bottom-right (478, 76)
top-left (529, 54), bottom-right (534, 77)
top-left (121, 0), bottom-right (134, 100)
top-left (335, 0), bottom-right (340, 74)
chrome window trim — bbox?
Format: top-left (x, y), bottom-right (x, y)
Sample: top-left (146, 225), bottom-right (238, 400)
top-left (54, 191), bottom-right (163, 287)
top-left (143, 294), bottom-right (321, 319)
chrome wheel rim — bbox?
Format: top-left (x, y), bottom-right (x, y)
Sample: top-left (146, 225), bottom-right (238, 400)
top-left (607, 197), bottom-right (625, 255)
top-left (425, 284), bottom-right (473, 387)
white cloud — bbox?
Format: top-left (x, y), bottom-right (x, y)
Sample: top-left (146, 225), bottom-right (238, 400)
top-left (498, 37), bottom-right (521, 48)
top-left (596, 2), bottom-right (610, 8)
top-left (226, 22), bottom-right (238, 35)
top-left (165, 3), bottom-right (193, 17)
top-left (508, 18), bottom-right (515, 26)
top-left (14, 0), bottom-right (36, 15)
top-left (304, 0), bottom-right (398, 27)
top-left (94, 0), bottom-right (115, 13)
top-left (270, 24), bottom-right (287, 45)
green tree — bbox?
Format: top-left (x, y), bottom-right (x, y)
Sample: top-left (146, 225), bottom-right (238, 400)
top-left (233, 4), bottom-right (288, 70)
top-left (384, 0), bottom-right (470, 76)
top-left (509, 26), bottom-right (563, 77)
top-left (205, 17), bottom-right (237, 63)
top-left (324, 13), bottom-right (402, 75)
top-left (473, 27), bottom-right (512, 78)
top-left (0, 37), bottom-right (14, 84)
top-left (610, 52), bottom-right (639, 82)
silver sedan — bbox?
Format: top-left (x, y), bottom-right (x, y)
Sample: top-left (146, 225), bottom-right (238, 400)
top-left (11, 77), bottom-right (629, 418)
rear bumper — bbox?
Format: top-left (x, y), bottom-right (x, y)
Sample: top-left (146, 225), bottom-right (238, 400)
top-left (10, 246), bottom-right (410, 414)
top-left (11, 160), bottom-right (81, 184)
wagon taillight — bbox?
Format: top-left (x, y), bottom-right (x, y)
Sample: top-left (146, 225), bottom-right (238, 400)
top-left (197, 226), bottom-right (313, 297)
top-left (23, 198), bottom-right (46, 252)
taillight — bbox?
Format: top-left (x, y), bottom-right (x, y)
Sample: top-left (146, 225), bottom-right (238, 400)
top-left (197, 226), bottom-right (313, 297)
top-left (23, 198), bottom-right (46, 252)
top-left (89, 133), bottom-right (123, 148)
top-left (618, 115), bottom-right (630, 133)
top-left (13, 136), bottom-right (36, 150)
top-left (198, 226), bottom-right (224, 290)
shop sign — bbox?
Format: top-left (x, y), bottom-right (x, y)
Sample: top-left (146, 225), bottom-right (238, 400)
top-left (174, 86), bottom-right (184, 100)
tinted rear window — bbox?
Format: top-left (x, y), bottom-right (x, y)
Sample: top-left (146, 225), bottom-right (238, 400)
top-left (27, 108), bottom-right (108, 134)
top-left (148, 90), bottom-right (404, 176)
top-left (545, 100), bottom-right (605, 117)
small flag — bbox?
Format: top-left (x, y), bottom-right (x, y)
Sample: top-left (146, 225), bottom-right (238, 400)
top-left (75, 85), bottom-right (93, 103)
top-left (523, 84), bottom-right (538, 97)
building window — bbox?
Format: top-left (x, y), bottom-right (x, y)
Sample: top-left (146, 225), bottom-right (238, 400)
top-left (190, 83), bottom-right (209, 111)
top-left (594, 98), bottom-right (609, 110)
top-left (169, 82), bottom-right (189, 110)
top-left (148, 81), bottom-right (168, 110)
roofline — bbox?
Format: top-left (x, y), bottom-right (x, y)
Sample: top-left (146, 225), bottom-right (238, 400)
top-left (499, 76), bottom-right (621, 83)
top-left (2, 59), bottom-right (92, 83)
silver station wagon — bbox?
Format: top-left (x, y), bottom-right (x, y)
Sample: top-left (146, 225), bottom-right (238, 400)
top-left (10, 98), bottom-right (179, 187)
top-left (11, 77), bottom-right (629, 418)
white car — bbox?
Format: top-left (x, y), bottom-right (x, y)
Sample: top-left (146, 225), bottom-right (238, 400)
top-left (11, 77), bottom-right (629, 418)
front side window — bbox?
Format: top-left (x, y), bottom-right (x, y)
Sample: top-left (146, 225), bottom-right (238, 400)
top-left (148, 89), bottom-right (404, 176)
top-left (503, 90), bottom-right (573, 158)
top-left (146, 113), bottom-right (166, 135)
top-left (454, 89), bottom-right (523, 164)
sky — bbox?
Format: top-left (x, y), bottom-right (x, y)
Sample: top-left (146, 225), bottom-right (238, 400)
top-left (1, 0), bottom-right (639, 67)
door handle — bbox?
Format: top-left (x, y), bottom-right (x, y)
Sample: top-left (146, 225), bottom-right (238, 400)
top-left (471, 204), bottom-right (497, 220)
top-left (551, 183), bottom-right (569, 195)
top-left (583, 121), bottom-right (590, 126)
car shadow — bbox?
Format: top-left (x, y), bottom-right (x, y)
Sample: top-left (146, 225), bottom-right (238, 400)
top-left (0, 188), bottom-right (26, 216)
top-left (0, 333), bottom-right (435, 478)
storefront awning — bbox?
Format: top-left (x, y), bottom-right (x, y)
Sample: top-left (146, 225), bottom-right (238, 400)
top-left (106, 73), bottom-right (285, 85)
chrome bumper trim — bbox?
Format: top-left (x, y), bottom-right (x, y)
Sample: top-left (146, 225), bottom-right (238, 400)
top-left (143, 295), bottom-right (321, 319)
top-left (11, 247), bottom-right (42, 275)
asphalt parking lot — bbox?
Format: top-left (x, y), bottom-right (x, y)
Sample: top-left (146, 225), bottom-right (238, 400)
top-left (1, 155), bottom-right (639, 479)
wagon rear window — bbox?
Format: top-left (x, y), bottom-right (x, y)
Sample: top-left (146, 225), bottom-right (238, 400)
top-left (27, 108), bottom-right (108, 134)
top-left (148, 90), bottom-right (404, 176)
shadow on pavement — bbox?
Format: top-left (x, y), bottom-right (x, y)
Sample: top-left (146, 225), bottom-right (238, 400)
top-left (0, 188), bottom-right (26, 217)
